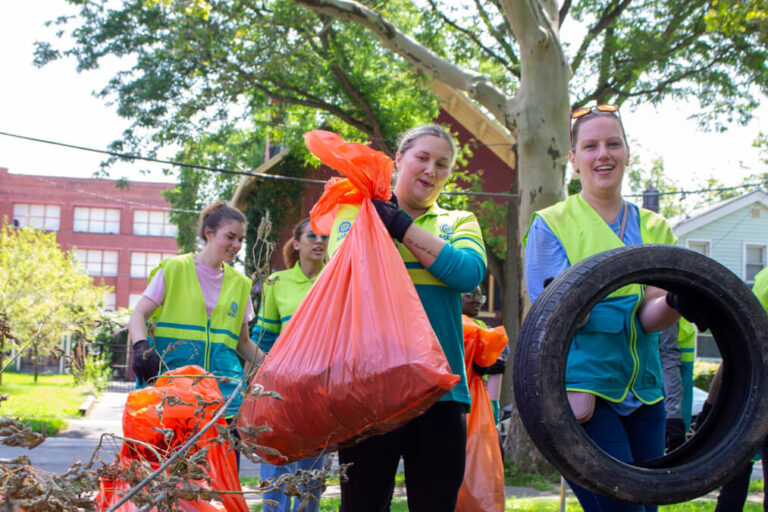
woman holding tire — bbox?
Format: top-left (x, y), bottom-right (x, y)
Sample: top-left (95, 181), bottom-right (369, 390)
top-left (524, 105), bottom-right (694, 511)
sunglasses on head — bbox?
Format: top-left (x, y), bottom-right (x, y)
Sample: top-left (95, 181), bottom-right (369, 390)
top-left (306, 232), bottom-right (329, 242)
top-left (570, 104), bottom-right (622, 147)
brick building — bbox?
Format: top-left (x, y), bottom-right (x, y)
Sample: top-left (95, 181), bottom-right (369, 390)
top-left (0, 168), bottom-right (179, 310)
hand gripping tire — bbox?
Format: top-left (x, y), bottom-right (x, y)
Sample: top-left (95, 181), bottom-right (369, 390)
top-left (514, 245), bottom-right (768, 504)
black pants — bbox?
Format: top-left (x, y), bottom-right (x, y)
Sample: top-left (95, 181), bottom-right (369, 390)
top-left (716, 435), bottom-right (768, 511)
top-left (338, 401), bottom-right (467, 512)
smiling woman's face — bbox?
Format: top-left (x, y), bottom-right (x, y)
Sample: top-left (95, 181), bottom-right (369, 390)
top-left (394, 135), bottom-right (454, 212)
top-left (569, 115), bottom-right (629, 201)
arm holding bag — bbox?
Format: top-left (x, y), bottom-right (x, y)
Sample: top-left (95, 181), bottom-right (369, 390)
top-left (238, 131), bottom-right (459, 464)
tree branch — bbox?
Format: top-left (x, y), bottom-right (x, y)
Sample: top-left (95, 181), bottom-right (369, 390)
top-left (558, 0), bottom-right (572, 28)
top-left (570, 0), bottom-right (633, 75)
top-left (426, 0), bottom-right (520, 79)
top-left (291, 0), bottom-right (509, 124)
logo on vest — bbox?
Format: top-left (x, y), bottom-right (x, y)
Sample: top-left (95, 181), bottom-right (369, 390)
top-left (439, 223), bottom-right (453, 241)
top-left (337, 221), bottom-right (352, 242)
top-left (228, 301), bottom-right (238, 318)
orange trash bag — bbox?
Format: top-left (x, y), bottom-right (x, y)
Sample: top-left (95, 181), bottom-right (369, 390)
top-left (96, 365), bottom-right (248, 512)
top-left (238, 130), bottom-right (459, 464)
top-left (457, 316), bottom-right (508, 512)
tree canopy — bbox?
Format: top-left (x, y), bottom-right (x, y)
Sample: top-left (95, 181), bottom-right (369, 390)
top-left (0, 223), bottom-right (109, 382)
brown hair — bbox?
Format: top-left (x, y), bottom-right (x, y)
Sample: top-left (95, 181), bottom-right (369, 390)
top-left (570, 111), bottom-right (628, 150)
top-left (282, 218), bottom-right (311, 269)
top-left (198, 200), bottom-right (247, 241)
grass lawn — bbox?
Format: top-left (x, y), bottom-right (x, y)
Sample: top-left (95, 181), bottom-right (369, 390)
top-left (0, 372), bottom-right (90, 435)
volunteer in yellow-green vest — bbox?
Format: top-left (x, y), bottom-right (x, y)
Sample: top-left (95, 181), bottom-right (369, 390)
top-left (250, 218), bottom-right (329, 512)
top-left (704, 266), bottom-right (768, 511)
top-left (524, 105), bottom-right (701, 512)
top-left (328, 124), bottom-right (486, 512)
top-left (128, 201), bottom-right (261, 466)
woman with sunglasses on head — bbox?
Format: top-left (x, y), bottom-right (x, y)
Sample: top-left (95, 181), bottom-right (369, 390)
top-left (251, 217), bottom-right (329, 512)
top-left (327, 124), bottom-right (487, 512)
top-left (524, 105), bottom-right (691, 511)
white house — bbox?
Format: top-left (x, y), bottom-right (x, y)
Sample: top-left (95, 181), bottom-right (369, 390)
top-left (670, 189), bottom-right (768, 359)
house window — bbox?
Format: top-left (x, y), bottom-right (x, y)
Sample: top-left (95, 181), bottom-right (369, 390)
top-left (12, 203), bottom-right (60, 231)
top-left (746, 244), bottom-right (766, 283)
top-left (73, 207), bottom-right (121, 234)
top-left (74, 249), bottom-right (119, 276)
top-left (133, 210), bottom-right (177, 237)
top-left (130, 251), bottom-right (176, 278)
top-left (695, 331), bottom-right (720, 361)
top-left (751, 207), bottom-right (762, 220)
top-left (687, 240), bottom-right (710, 257)
top-left (103, 293), bottom-right (117, 311)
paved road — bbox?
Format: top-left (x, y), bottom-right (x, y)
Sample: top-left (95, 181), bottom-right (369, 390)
top-left (0, 381), bottom-right (261, 478)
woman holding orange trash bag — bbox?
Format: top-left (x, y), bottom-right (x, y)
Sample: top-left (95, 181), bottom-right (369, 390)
top-left (250, 218), bottom-right (330, 512)
top-left (326, 124), bottom-right (487, 512)
top-left (128, 200), bottom-right (261, 468)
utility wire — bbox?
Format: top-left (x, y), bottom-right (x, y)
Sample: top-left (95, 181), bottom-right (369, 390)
top-left (0, 130), bottom-right (518, 198)
top-left (624, 181), bottom-right (768, 198)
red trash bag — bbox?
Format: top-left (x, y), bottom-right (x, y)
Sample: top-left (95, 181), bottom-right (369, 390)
top-left (238, 130), bottom-right (459, 464)
top-left (96, 365), bottom-right (248, 512)
top-left (457, 316), bottom-right (508, 512)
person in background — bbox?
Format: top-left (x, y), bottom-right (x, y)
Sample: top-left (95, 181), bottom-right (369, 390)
top-left (524, 104), bottom-right (704, 512)
top-left (698, 266), bottom-right (768, 511)
top-left (328, 124), bottom-right (487, 512)
top-left (659, 318), bottom-right (696, 452)
top-left (128, 200), bottom-right (261, 470)
top-left (251, 218), bottom-right (329, 512)
top-left (462, 286), bottom-right (508, 424)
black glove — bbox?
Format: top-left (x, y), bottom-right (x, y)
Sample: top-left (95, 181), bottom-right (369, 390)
top-left (473, 359), bottom-right (507, 376)
top-left (372, 195), bottom-right (413, 242)
top-left (692, 400), bottom-right (713, 434)
top-left (665, 290), bottom-right (712, 332)
top-left (665, 418), bottom-right (687, 452)
top-left (132, 339), bottom-right (161, 385)
top-left (543, 276), bottom-right (554, 288)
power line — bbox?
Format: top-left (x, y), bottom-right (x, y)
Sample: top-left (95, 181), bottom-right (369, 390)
top-left (0, 130), bottom-right (518, 198)
top-left (624, 181), bottom-right (768, 198)
top-left (31, 175), bottom-right (202, 214)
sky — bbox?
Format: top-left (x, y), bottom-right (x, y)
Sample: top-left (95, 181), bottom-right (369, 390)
top-left (2, 2), bottom-right (768, 190)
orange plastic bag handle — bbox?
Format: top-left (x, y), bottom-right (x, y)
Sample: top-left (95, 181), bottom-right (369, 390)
top-left (305, 130), bottom-right (393, 235)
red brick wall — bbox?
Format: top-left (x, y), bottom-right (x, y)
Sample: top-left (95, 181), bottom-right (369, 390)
top-left (0, 168), bottom-right (178, 309)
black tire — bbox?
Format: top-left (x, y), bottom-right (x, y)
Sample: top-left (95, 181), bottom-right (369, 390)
top-left (513, 245), bottom-right (768, 504)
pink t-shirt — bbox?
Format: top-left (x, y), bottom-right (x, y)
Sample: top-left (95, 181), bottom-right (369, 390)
top-left (143, 261), bottom-right (255, 326)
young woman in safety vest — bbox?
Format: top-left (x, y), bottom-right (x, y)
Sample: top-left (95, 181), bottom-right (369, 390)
top-left (524, 106), bottom-right (700, 512)
top-left (250, 217), bottom-right (329, 512)
top-left (128, 200), bottom-right (260, 465)
top-left (327, 124), bottom-right (487, 512)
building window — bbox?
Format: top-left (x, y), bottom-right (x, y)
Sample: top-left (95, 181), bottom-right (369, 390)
top-left (133, 210), bottom-right (177, 237)
top-left (130, 252), bottom-right (176, 278)
top-left (74, 249), bottom-right (119, 276)
top-left (687, 240), bottom-right (710, 257)
top-left (13, 203), bottom-right (60, 231)
top-left (746, 244), bottom-right (767, 283)
top-left (695, 331), bottom-right (720, 361)
top-left (103, 293), bottom-right (116, 311)
top-left (73, 207), bottom-right (121, 234)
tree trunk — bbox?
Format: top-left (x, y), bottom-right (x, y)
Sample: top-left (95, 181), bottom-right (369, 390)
top-left (0, 328), bottom-right (4, 386)
top-left (33, 343), bottom-right (39, 383)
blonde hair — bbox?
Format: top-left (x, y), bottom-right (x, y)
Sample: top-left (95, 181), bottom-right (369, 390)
top-left (397, 124), bottom-right (458, 168)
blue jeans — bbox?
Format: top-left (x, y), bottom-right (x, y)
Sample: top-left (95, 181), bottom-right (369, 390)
top-left (567, 399), bottom-right (665, 512)
top-left (260, 454), bottom-right (329, 512)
